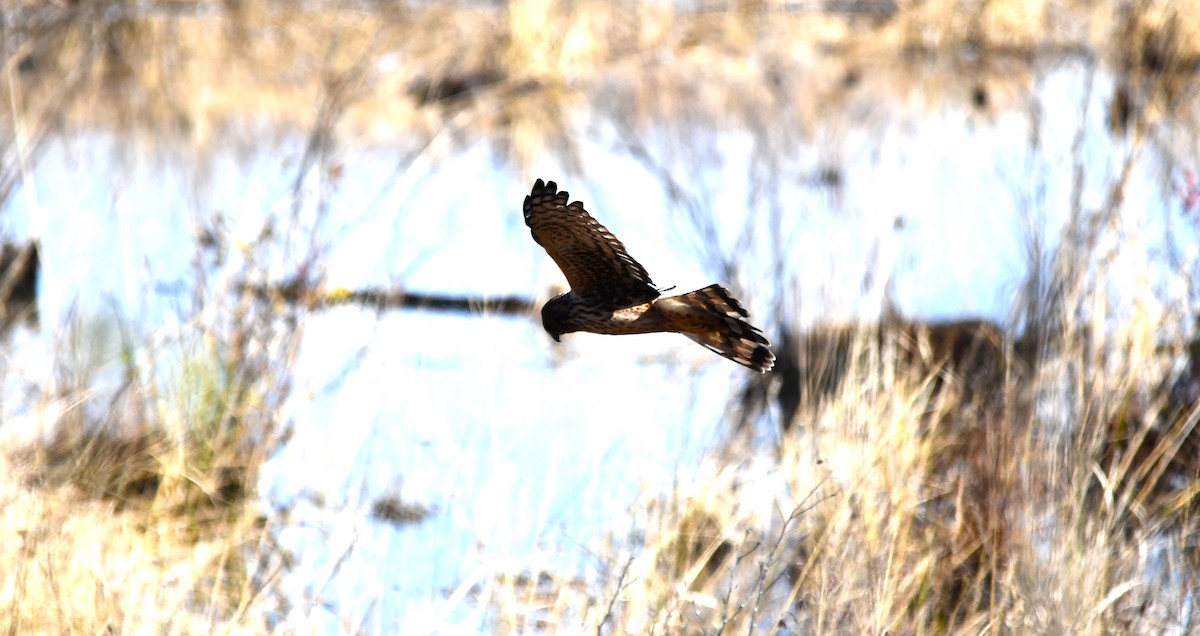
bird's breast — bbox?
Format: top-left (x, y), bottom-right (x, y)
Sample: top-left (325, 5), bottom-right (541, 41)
top-left (590, 302), bottom-right (673, 334)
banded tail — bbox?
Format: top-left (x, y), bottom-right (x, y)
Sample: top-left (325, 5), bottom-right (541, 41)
top-left (658, 284), bottom-right (775, 372)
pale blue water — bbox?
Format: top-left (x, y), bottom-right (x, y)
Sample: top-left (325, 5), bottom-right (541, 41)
top-left (3, 58), bottom-right (1195, 632)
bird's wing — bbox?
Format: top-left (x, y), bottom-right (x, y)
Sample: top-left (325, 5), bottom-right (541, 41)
top-left (523, 179), bottom-right (660, 306)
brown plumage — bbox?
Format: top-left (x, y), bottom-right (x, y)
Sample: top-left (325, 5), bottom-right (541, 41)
top-left (523, 178), bottom-right (775, 372)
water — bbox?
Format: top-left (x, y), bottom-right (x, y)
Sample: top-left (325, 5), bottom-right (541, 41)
top-left (4, 55), bottom-right (1196, 631)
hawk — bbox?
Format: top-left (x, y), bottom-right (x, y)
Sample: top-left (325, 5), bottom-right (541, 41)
top-left (523, 178), bottom-right (775, 372)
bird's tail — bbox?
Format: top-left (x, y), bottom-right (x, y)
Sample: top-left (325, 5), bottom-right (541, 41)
top-left (662, 284), bottom-right (775, 372)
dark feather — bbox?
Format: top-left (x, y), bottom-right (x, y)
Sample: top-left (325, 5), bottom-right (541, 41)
top-left (524, 179), bottom-right (660, 307)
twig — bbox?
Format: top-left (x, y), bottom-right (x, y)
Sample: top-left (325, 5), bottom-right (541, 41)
top-left (597, 555), bottom-right (637, 636)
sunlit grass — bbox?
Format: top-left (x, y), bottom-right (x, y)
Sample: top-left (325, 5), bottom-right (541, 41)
top-left (1, 343), bottom-right (286, 632)
top-left (6, 1), bottom-right (1197, 146)
top-left (0, 185), bottom-right (302, 632)
top-left (471, 292), bottom-right (1198, 633)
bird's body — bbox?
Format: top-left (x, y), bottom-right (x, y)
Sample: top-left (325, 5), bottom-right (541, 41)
top-left (523, 179), bottom-right (774, 372)
top-left (541, 294), bottom-right (663, 335)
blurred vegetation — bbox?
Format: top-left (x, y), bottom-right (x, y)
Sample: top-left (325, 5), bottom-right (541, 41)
top-left (4, 0), bottom-right (1197, 162)
top-left (2, 0), bottom-right (1200, 633)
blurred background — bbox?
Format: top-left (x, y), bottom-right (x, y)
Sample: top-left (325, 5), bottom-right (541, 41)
top-left (2, 0), bottom-right (1199, 633)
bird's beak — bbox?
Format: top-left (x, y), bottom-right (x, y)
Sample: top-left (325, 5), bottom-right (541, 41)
top-left (551, 333), bottom-right (561, 343)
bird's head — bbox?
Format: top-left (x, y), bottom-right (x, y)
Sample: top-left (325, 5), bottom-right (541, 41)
top-left (540, 294), bottom-right (574, 342)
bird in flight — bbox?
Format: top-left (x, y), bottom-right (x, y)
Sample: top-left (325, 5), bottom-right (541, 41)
top-left (523, 178), bottom-right (774, 372)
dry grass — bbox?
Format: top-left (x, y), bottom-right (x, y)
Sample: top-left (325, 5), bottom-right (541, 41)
top-left (0, 163), bottom-right (305, 631)
top-left (4, 1), bottom-right (1198, 152)
top-left (473, 291), bottom-right (1200, 633)
top-left (2, 0), bottom-right (1199, 633)
top-left (0, 453), bottom-right (276, 633)
top-left (0, 377), bottom-right (290, 632)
